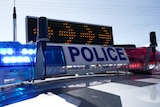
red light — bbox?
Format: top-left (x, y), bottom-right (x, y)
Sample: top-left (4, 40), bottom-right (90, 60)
top-left (129, 63), bottom-right (142, 69)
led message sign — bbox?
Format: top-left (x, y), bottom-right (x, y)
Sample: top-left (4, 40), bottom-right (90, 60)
top-left (26, 16), bottom-right (114, 45)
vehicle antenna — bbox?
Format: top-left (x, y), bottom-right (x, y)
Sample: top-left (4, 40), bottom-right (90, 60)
top-left (13, 0), bottom-right (17, 41)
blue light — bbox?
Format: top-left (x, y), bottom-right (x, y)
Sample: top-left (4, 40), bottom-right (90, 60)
top-left (7, 48), bottom-right (14, 55)
top-left (21, 48), bottom-right (28, 55)
top-left (2, 56), bottom-right (31, 64)
top-left (2, 57), bottom-right (10, 63)
top-left (28, 49), bottom-right (34, 55)
top-left (1, 49), bottom-right (7, 55)
top-left (21, 48), bottom-right (36, 55)
top-left (0, 48), bottom-right (14, 55)
top-left (23, 56), bottom-right (31, 62)
top-left (10, 57), bottom-right (17, 63)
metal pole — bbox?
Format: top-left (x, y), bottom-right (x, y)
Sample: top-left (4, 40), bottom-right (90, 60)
top-left (143, 47), bottom-right (151, 71)
top-left (34, 17), bottom-right (48, 80)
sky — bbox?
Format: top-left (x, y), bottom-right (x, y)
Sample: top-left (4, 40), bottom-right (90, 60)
top-left (0, 0), bottom-right (160, 50)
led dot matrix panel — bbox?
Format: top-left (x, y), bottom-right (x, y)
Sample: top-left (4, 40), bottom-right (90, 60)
top-left (26, 16), bottom-right (114, 45)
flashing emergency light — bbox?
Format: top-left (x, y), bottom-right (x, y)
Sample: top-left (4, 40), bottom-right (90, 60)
top-left (21, 48), bottom-right (36, 55)
top-left (2, 56), bottom-right (31, 64)
top-left (0, 48), bottom-right (14, 55)
top-left (0, 42), bottom-right (36, 66)
top-left (129, 63), bottom-right (142, 69)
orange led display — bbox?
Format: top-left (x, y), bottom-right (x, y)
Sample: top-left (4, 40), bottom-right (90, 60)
top-left (26, 16), bottom-right (114, 45)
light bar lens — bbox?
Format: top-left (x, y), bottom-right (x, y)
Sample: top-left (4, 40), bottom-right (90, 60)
top-left (21, 48), bottom-right (36, 55)
top-left (0, 48), bottom-right (14, 55)
top-left (2, 56), bottom-right (31, 64)
top-left (129, 63), bottom-right (142, 69)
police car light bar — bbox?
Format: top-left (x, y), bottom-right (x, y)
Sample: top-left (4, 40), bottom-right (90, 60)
top-left (0, 42), bottom-right (131, 86)
top-left (1, 41), bottom-right (160, 86)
